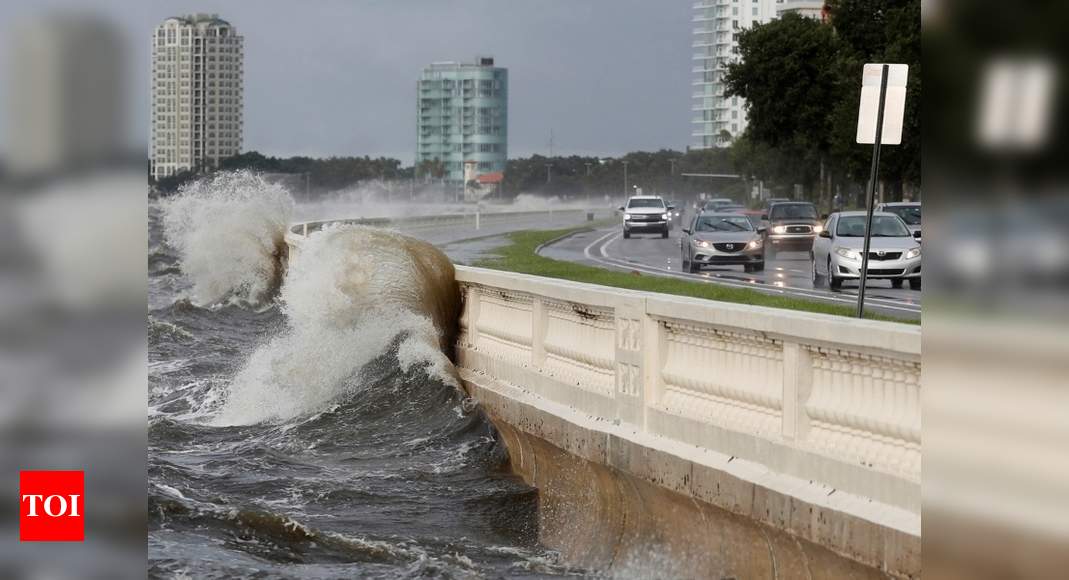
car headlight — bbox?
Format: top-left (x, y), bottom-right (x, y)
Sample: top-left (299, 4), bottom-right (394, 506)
top-left (748, 239), bottom-right (762, 249)
top-left (905, 247), bottom-right (921, 259)
top-left (623, 213), bottom-right (631, 220)
top-left (812, 225), bottom-right (824, 233)
top-left (694, 240), bottom-right (712, 248)
top-left (661, 213), bottom-right (669, 220)
top-left (836, 247), bottom-right (861, 261)
top-left (772, 225), bottom-right (787, 234)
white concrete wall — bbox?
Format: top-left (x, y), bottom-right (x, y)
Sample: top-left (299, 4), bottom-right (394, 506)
top-left (454, 266), bottom-right (921, 535)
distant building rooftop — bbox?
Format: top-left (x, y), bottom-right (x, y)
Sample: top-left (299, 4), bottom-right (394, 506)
top-left (427, 56), bottom-right (498, 70)
top-left (167, 13), bottom-right (232, 27)
top-left (477, 172), bottom-right (504, 184)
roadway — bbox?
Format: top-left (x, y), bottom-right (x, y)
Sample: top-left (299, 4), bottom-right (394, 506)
top-left (538, 212), bottom-right (922, 320)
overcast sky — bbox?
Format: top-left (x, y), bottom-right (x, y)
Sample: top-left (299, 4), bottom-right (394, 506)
top-left (3, 0), bottom-right (695, 164)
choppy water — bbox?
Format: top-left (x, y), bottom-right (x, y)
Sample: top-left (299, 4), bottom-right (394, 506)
top-left (148, 175), bottom-right (580, 578)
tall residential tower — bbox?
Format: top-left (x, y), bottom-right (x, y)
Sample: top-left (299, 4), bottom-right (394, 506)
top-left (150, 14), bottom-right (243, 181)
top-left (416, 57), bottom-right (508, 189)
top-left (691, 0), bottom-right (777, 149)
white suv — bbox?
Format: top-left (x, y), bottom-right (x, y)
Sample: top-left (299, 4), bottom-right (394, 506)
top-left (620, 196), bottom-right (671, 239)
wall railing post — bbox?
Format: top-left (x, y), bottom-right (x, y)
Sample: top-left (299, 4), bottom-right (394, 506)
top-left (781, 341), bottom-right (812, 442)
top-left (532, 297), bottom-right (547, 369)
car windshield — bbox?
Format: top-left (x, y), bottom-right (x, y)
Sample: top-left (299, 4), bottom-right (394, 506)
top-left (884, 205), bottom-right (921, 225)
top-left (628, 198), bottom-right (664, 209)
top-left (770, 204), bottom-right (817, 220)
top-left (695, 215), bottom-right (754, 232)
top-left (835, 215), bottom-right (910, 237)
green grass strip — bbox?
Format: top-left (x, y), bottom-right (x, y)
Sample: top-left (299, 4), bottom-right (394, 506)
top-left (474, 227), bottom-right (917, 325)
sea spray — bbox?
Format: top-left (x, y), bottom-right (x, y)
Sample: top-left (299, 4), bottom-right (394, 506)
top-left (162, 171), bottom-right (294, 306)
top-left (212, 224), bottom-right (460, 425)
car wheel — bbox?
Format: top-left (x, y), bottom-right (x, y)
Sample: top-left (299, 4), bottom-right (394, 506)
top-left (743, 264), bottom-right (753, 273)
top-left (828, 258), bottom-right (843, 290)
top-left (909, 278), bottom-right (921, 291)
top-left (661, 228), bottom-right (669, 239)
top-left (688, 260), bottom-right (700, 273)
top-left (891, 278), bottom-right (904, 289)
top-left (812, 256), bottom-right (823, 284)
top-left (752, 261), bottom-right (764, 273)
top-left (681, 251), bottom-right (690, 273)
top-left (623, 230), bottom-right (630, 239)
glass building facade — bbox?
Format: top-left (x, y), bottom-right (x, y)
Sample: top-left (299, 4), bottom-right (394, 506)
top-left (416, 57), bottom-right (508, 186)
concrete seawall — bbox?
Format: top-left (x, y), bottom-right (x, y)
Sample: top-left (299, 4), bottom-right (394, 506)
top-left (285, 222), bottom-right (921, 578)
top-left (453, 267), bottom-right (920, 578)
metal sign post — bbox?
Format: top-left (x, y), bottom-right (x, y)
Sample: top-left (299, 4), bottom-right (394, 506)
top-left (855, 63), bottom-right (908, 318)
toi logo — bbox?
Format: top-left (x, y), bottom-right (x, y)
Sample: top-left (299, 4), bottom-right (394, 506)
top-left (19, 470), bottom-right (84, 542)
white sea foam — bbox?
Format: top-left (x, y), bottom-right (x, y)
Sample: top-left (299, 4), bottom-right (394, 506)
top-left (212, 224), bottom-right (457, 426)
top-left (162, 171), bottom-right (294, 306)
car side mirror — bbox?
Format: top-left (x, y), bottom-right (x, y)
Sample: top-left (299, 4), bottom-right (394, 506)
top-left (757, 226), bottom-right (767, 235)
top-left (682, 228), bottom-right (691, 235)
top-left (667, 205), bottom-right (676, 211)
top-left (618, 206), bottom-right (625, 211)
top-left (821, 213), bottom-right (829, 220)
top-left (819, 230), bottom-right (831, 238)
top-left (760, 213), bottom-right (768, 220)
top-left (913, 230), bottom-right (922, 238)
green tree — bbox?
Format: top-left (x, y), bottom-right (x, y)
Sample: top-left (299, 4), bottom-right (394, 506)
top-left (826, 0), bottom-right (921, 194)
top-left (724, 13), bottom-right (847, 199)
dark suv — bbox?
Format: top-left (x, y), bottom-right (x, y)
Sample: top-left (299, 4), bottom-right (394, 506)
top-left (761, 202), bottom-right (822, 259)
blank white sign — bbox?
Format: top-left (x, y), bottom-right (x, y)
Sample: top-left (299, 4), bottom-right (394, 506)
top-left (856, 63), bottom-right (909, 145)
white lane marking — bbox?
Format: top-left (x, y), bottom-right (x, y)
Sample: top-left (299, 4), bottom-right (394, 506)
top-left (583, 229), bottom-right (619, 262)
top-left (575, 229), bottom-right (921, 315)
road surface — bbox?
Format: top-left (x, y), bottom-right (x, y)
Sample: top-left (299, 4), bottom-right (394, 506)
top-left (539, 213), bottom-right (921, 320)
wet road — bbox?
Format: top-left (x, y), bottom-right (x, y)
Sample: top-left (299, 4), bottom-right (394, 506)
top-left (539, 216), bottom-right (921, 320)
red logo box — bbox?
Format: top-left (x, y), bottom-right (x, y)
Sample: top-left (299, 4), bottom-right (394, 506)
top-left (19, 470), bottom-right (84, 542)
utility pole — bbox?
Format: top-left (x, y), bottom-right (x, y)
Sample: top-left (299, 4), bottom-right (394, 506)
top-left (584, 162), bottom-right (593, 205)
top-left (545, 163), bottom-right (553, 184)
top-left (622, 160), bottom-right (629, 206)
top-left (668, 159), bottom-right (677, 196)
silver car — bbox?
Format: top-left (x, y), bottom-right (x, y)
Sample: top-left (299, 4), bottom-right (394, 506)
top-left (680, 213), bottom-right (765, 273)
top-left (876, 202), bottom-right (921, 241)
top-left (812, 211), bottom-right (922, 290)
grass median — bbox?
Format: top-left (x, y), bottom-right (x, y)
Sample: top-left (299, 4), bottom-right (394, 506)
top-left (473, 226), bottom-right (917, 324)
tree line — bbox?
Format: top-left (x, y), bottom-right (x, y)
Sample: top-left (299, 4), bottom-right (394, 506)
top-left (723, 0), bottom-right (920, 207)
top-left (151, 151), bottom-right (407, 195)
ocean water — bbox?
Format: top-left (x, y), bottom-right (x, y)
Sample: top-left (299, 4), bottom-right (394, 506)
top-left (148, 173), bottom-right (581, 578)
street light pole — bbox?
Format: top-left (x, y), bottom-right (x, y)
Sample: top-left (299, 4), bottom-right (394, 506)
top-left (545, 163), bottom-right (553, 184)
top-left (622, 160), bottom-right (629, 206)
top-left (584, 162), bottom-right (593, 205)
top-left (669, 159), bottom-right (677, 196)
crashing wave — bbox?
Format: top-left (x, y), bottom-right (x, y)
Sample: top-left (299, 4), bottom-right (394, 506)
top-left (162, 171), bottom-right (294, 306)
top-left (212, 224), bottom-right (460, 425)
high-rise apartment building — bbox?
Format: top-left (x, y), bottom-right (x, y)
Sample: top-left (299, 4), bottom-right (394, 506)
top-left (691, 0), bottom-right (778, 149)
top-left (416, 57), bottom-right (508, 188)
top-left (776, 0), bottom-right (829, 21)
top-left (150, 14), bottom-right (243, 181)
